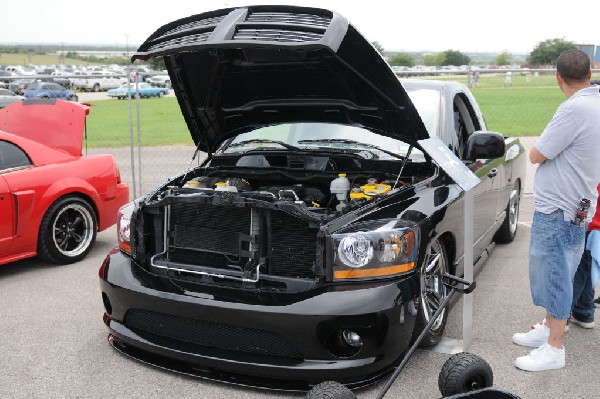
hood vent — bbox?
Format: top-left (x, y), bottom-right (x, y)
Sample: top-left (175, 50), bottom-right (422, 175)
top-left (234, 28), bottom-right (323, 42)
top-left (162, 15), bottom-right (226, 36)
top-left (245, 11), bottom-right (331, 27)
top-left (147, 32), bottom-right (212, 52)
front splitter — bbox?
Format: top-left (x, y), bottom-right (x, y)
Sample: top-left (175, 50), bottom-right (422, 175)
top-left (107, 334), bottom-right (388, 392)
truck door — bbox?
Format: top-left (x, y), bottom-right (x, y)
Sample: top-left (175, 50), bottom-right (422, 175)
top-left (451, 95), bottom-right (499, 257)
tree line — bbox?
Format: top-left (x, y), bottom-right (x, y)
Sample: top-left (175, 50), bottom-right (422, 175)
top-left (373, 38), bottom-right (579, 67)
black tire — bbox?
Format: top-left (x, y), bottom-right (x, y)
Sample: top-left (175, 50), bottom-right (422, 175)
top-left (70, 95), bottom-right (79, 102)
top-left (306, 381), bottom-right (357, 399)
top-left (438, 352), bottom-right (493, 397)
top-left (93, 83), bottom-right (100, 92)
top-left (37, 196), bottom-right (97, 264)
top-left (495, 181), bottom-right (520, 243)
top-left (413, 237), bottom-right (449, 347)
top-left (158, 91), bottom-right (164, 98)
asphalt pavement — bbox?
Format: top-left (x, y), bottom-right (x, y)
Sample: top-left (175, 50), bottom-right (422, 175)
top-left (1, 140), bottom-right (598, 399)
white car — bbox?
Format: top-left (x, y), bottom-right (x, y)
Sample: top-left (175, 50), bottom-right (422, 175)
top-left (147, 74), bottom-right (171, 88)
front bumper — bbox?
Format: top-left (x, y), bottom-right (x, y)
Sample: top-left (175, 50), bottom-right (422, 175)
top-left (99, 249), bottom-right (420, 390)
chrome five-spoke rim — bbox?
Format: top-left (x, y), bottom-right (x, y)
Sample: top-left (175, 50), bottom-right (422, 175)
top-left (508, 188), bottom-right (519, 236)
top-left (420, 239), bottom-right (448, 330)
top-left (52, 204), bottom-right (94, 257)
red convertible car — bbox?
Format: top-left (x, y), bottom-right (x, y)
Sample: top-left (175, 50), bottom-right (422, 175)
top-left (0, 99), bottom-right (129, 265)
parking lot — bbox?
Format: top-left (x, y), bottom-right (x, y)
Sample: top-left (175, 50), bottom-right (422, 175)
top-left (1, 142), bottom-right (598, 399)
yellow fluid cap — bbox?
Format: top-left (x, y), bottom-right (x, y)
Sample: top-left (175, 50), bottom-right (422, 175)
top-left (350, 191), bottom-right (372, 201)
top-left (215, 181), bottom-right (228, 187)
top-left (361, 182), bottom-right (392, 196)
top-left (338, 173), bottom-right (347, 177)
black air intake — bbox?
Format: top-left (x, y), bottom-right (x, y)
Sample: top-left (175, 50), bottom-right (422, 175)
top-left (125, 309), bottom-right (302, 358)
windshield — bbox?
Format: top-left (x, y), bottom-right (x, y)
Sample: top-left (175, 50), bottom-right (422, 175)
top-left (218, 87), bottom-right (441, 161)
top-left (404, 88), bottom-right (441, 137)
top-left (219, 123), bottom-right (413, 160)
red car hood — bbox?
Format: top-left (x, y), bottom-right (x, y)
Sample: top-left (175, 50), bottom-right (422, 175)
top-left (0, 99), bottom-right (90, 157)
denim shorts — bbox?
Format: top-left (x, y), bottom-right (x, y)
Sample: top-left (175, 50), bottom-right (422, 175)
top-left (529, 209), bottom-right (585, 320)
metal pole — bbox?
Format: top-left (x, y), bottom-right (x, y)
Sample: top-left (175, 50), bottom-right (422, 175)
top-left (462, 188), bottom-right (474, 349)
top-left (127, 66), bottom-right (136, 199)
top-left (135, 77), bottom-right (142, 195)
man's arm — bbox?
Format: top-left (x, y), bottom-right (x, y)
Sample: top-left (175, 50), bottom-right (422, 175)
top-left (529, 146), bottom-right (548, 164)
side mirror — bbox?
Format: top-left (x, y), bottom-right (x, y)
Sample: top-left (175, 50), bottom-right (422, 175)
top-left (464, 131), bottom-right (505, 161)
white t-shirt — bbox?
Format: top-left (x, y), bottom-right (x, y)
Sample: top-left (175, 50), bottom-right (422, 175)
top-left (533, 85), bottom-right (600, 221)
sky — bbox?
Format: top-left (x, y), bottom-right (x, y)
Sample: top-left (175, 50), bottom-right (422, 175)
top-left (1, 0), bottom-right (598, 54)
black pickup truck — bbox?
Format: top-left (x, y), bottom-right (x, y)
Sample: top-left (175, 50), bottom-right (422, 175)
top-left (99, 4), bottom-right (526, 390)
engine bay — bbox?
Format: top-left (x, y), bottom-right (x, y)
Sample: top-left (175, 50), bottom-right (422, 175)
top-left (148, 151), bottom-right (436, 220)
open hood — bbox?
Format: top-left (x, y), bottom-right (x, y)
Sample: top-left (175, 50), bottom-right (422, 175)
top-left (134, 5), bottom-right (429, 154)
top-left (0, 99), bottom-right (89, 157)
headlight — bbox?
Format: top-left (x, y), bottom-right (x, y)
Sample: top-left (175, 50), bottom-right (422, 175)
top-left (117, 202), bottom-right (135, 254)
top-left (332, 228), bottom-right (418, 281)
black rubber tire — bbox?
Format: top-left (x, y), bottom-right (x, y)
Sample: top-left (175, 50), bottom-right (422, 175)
top-left (37, 196), bottom-right (97, 264)
top-left (70, 95), bottom-right (79, 102)
top-left (93, 83), bottom-right (100, 92)
top-left (495, 181), bottom-right (520, 243)
top-left (438, 352), bottom-right (494, 397)
top-left (158, 91), bottom-right (164, 98)
top-left (412, 237), bottom-right (449, 347)
top-left (306, 381), bottom-right (357, 399)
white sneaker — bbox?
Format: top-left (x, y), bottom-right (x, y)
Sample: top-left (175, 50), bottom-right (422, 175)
top-left (512, 321), bottom-right (549, 347)
top-left (570, 316), bottom-right (595, 329)
top-left (515, 343), bottom-right (565, 371)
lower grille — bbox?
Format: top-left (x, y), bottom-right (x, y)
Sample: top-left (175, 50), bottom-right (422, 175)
top-left (124, 309), bottom-right (302, 358)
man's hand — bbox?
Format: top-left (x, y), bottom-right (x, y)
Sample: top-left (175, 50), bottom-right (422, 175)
top-left (529, 146), bottom-right (547, 164)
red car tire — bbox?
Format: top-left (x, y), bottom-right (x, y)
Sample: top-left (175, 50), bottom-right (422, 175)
top-left (37, 196), bottom-right (98, 264)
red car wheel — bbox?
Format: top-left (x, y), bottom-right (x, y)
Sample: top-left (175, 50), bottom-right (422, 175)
top-left (37, 196), bottom-right (98, 264)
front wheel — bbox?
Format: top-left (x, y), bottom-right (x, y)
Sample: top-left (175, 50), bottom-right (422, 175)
top-left (413, 237), bottom-right (449, 347)
top-left (438, 352), bottom-right (493, 396)
top-left (37, 196), bottom-right (97, 264)
top-left (158, 91), bottom-right (164, 98)
top-left (306, 381), bottom-right (357, 399)
top-left (70, 95), bottom-right (79, 102)
top-left (495, 181), bottom-right (520, 243)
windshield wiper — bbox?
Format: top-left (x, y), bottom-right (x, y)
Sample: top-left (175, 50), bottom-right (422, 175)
top-left (226, 139), bottom-right (300, 151)
top-left (297, 139), bottom-right (405, 160)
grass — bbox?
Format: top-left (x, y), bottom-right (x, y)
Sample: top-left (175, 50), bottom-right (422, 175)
top-left (85, 97), bottom-right (190, 147)
top-left (81, 72), bottom-right (600, 147)
top-left (0, 53), bottom-right (95, 67)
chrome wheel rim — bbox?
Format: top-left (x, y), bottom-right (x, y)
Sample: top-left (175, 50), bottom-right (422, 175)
top-left (509, 187), bottom-right (519, 236)
top-left (52, 204), bottom-right (94, 257)
top-left (420, 239), bottom-right (448, 330)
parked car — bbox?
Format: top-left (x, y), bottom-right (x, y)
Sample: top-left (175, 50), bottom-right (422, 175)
top-left (0, 89), bottom-right (24, 108)
top-left (99, 5), bottom-right (526, 390)
top-left (70, 72), bottom-right (127, 92)
top-left (0, 99), bottom-right (129, 266)
top-left (0, 70), bottom-right (17, 84)
top-left (8, 78), bottom-right (38, 95)
top-left (106, 82), bottom-right (169, 99)
top-left (147, 74), bottom-right (171, 88)
top-left (23, 82), bottom-right (78, 102)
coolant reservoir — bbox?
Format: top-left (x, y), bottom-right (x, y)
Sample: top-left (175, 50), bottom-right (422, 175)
top-left (330, 173), bottom-right (350, 203)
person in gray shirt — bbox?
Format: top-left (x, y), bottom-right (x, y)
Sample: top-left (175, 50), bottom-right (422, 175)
top-left (511, 49), bottom-right (600, 371)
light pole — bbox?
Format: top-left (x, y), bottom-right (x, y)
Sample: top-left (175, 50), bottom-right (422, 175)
top-left (125, 33), bottom-right (137, 198)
